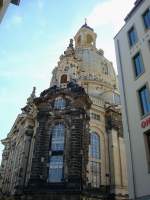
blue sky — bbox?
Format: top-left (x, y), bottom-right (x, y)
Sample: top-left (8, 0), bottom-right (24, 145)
top-left (0, 0), bottom-right (135, 159)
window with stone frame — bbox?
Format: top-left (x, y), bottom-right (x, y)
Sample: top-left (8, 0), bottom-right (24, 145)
top-left (51, 123), bottom-right (65, 151)
top-left (48, 155), bottom-right (63, 182)
top-left (90, 132), bottom-right (100, 159)
top-left (89, 132), bottom-right (101, 188)
top-left (54, 97), bottom-right (66, 110)
top-left (90, 161), bottom-right (101, 188)
top-left (90, 113), bottom-right (100, 121)
top-left (48, 123), bottom-right (65, 182)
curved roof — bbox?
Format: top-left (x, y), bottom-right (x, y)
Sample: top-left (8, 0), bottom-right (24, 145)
top-left (81, 23), bottom-right (94, 31)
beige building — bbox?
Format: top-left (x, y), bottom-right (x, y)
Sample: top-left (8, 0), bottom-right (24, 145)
top-left (50, 23), bottom-right (128, 198)
top-left (0, 23), bottom-right (128, 200)
top-left (114, 0), bottom-right (150, 200)
top-left (0, 0), bottom-right (20, 23)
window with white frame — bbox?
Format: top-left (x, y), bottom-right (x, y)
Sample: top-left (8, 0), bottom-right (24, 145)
top-left (138, 85), bottom-right (150, 116)
top-left (143, 8), bottom-right (150, 29)
top-left (128, 26), bottom-right (138, 47)
top-left (133, 52), bottom-right (144, 77)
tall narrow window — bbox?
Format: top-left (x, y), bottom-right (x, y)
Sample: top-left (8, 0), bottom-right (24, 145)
top-left (143, 8), bottom-right (150, 29)
top-left (138, 85), bottom-right (150, 115)
top-left (90, 132), bottom-right (100, 159)
top-left (90, 132), bottom-right (101, 188)
top-left (48, 156), bottom-right (63, 182)
top-left (54, 97), bottom-right (66, 110)
top-left (133, 52), bottom-right (144, 77)
top-left (90, 161), bottom-right (101, 188)
top-left (49, 123), bottom-right (65, 183)
top-left (51, 123), bottom-right (65, 151)
top-left (128, 27), bottom-right (138, 47)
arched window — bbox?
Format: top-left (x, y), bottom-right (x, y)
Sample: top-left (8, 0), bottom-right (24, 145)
top-left (87, 34), bottom-right (94, 45)
top-left (77, 35), bottom-right (81, 45)
top-left (54, 97), bottom-right (66, 110)
top-left (51, 123), bottom-right (65, 151)
top-left (90, 132), bottom-right (101, 188)
top-left (90, 132), bottom-right (100, 159)
top-left (61, 74), bottom-right (67, 84)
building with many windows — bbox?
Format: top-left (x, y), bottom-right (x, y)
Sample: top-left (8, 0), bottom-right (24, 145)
top-left (114, 0), bottom-right (150, 199)
top-left (0, 0), bottom-right (20, 23)
top-left (0, 24), bottom-right (128, 200)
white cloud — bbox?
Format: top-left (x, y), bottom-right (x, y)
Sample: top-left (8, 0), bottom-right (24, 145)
top-left (88, 0), bottom-right (135, 33)
top-left (86, 0), bottom-right (135, 71)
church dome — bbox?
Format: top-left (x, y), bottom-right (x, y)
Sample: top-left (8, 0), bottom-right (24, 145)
top-left (51, 23), bottom-right (118, 103)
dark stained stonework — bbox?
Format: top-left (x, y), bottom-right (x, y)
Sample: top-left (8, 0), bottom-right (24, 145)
top-left (105, 105), bottom-right (123, 137)
top-left (1, 82), bottom-right (101, 200)
top-left (25, 83), bottom-right (91, 194)
top-left (0, 84), bottom-right (129, 200)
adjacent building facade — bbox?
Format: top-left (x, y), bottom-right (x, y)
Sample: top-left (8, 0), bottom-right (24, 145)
top-left (0, 24), bottom-right (128, 200)
top-left (114, 0), bottom-right (150, 200)
top-left (0, 0), bottom-right (20, 23)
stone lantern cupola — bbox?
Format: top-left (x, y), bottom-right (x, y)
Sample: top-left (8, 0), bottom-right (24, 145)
top-left (74, 22), bottom-right (97, 49)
